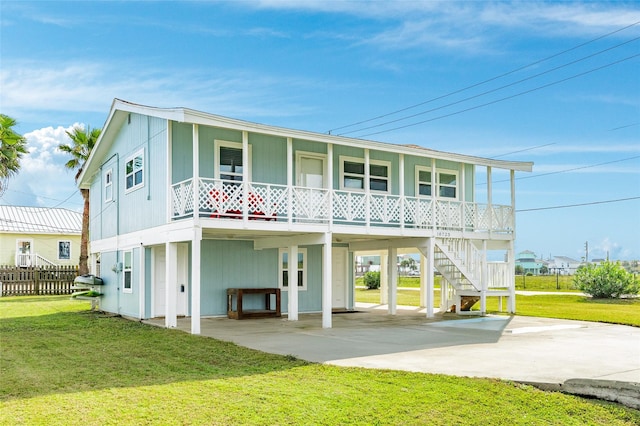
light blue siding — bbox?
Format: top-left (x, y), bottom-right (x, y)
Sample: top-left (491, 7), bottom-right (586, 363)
top-left (91, 113), bottom-right (168, 237)
top-left (97, 250), bottom-right (119, 314)
top-left (172, 122), bottom-right (193, 182)
top-left (199, 240), bottom-right (322, 316)
top-left (251, 133), bottom-right (287, 184)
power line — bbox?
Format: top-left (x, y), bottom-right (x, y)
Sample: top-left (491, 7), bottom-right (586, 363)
top-left (490, 142), bottom-right (556, 159)
top-left (340, 36), bottom-right (640, 136)
top-left (517, 196), bottom-right (640, 212)
top-left (513, 155), bottom-right (640, 182)
top-left (478, 155), bottom-right (640, 186)
top-left (357, 53), bottom-right (640, 138)
top-left (327, 20), bottom-right (640, 135)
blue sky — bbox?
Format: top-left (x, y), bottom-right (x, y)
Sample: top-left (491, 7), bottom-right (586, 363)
top-left (1, 1), bottom-right (639, 261)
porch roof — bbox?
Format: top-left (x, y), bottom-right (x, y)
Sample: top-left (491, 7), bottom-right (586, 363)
top-left (79, 99), bottom-right (533, 188)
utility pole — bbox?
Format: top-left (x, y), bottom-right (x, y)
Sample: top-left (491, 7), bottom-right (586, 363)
top-left (584, 241), bottom-right (589, 263)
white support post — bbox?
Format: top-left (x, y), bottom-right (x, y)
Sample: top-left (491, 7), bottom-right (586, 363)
top-left (425, 238), bottom-right (435, 318)
top-left (380, 251), bottom-right (388, 305)
top-left (399, 154), bottom-right (405, 229)
top-left (191, 227), bottom-right (202, 334)
top-left (508, 240), bottom-right (516, 313)
top-left (388, 246), bottom-right (397, 315)
top-left (487, 166), bottom-right (493, 233)
top-left (242, 131), bottom-right (249, 226)
top-left (509, 169), bottom-right (516, 313)
top-left (322, 233), bottom-right (332, 328)
top-left (192, 124), bottom-right (200, 220)
top-left (287, 137), bottom-right (293, 227)
top-left (288, 245), bottom-right (299, 321)
top-left (365, 149), bottom-right (370, 230)
top-left (165, 242), bottom-right (178, 328)
top-left (480, 239), bottom-right (488, 315)
top-left (431, 158), bottom-right (437, 232)
top-left (327, 143), bottom-right (334, 230)
top-left (419, 252), bottom-right (426, 308)
top-left (139, 244), bottom-right (145, 319)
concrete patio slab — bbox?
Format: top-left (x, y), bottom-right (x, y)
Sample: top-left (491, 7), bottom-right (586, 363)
top-left (144, 303), bottom-right (640, 386)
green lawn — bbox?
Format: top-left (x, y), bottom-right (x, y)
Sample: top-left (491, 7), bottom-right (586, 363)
top-left (356, 289), bottom-right (640, 327)
top-left (357, 274), bottom-right (581, 291)
top-left (2, 296), bottom-right (639, 425)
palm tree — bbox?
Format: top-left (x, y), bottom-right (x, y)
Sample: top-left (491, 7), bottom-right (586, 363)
top-left (59, 125), bottom-right (101, 275)
top-left (0, 114), bottom-right (28, 197)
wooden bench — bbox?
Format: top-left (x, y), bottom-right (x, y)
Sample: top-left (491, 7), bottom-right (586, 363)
top-left (226, 287), bottom-right (281, 319)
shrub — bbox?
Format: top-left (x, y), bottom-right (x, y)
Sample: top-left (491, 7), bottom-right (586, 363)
top-left (573, 261), bottom-right (639, 299)
top-left (363, 271), bottom-right (381, 289)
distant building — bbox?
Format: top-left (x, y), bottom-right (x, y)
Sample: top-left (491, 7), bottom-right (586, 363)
top-left (547, 256), bottom-right (581, 275)
top-left (515, 250), bottom-right (547, 275)
top-left (0, 205), bottom-right (82, 267)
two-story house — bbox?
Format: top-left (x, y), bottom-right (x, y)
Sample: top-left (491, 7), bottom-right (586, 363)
top-left (78, 99), bottom-right (533, 334)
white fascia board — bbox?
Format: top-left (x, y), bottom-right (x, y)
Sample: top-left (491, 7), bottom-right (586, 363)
top-left (349, 238), bottom-right (432, 252)
top-left (253, 233), bottom-right (327, 250)
top-left (78, 99), bottom-right (184, 188)
top-left (80, 98), bottom-right (532, 189)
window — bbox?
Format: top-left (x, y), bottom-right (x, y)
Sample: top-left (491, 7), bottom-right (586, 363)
top-left (279, 248), bottom-right (307, 291)
top-left (104, 169), bottom-right (113, 201)
top-left (123, 251), bottom-right (133, 293)
top-left (340, 156), bottom-right (390, 192)
top-left (416, 167), bottom-right (432, 196)
top-left (125, 150), bottom-right (144, 192)
top-left (439, 172), bottom-right (457, 199)
top-left (416, 166), bottom-right (458, 200)
top-left (215, 140), bottom-right (251, 182)
top-left (58, 241), bottom-right (71, 260)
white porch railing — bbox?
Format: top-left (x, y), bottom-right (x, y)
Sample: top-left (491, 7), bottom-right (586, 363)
top-left (15, 253), bottom-right (57, 267)
top-left (171, 178), bottom-right (514, 233)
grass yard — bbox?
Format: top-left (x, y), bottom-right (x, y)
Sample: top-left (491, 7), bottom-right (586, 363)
top-left (2, 296), bottom-right (639, 425)
top-left (357, 274), bottom-right (581, 291)
top-left (355, 289), bottom-right (640, 327)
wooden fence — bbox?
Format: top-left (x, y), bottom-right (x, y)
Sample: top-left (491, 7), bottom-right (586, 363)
top-left (0, 265), bottom-right (79, 296)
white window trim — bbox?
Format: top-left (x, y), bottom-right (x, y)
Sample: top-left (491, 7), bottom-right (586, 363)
top-left (415, 166), bottom-right (459, 200)
top-left (57, 240), bottom-right (72, 261)
top-left (438, 170), bottom-right (459, 200)
top-left (124, 149), bottom-right (144, 194)
top-left (214, 139), bottom-right (252, 181)
top-left (415, 165), bottom-right (432, 198)
top-left (104, 168), bottom-right (113, 202)
top-left (278, 248), bottom-right (308, 291)
top-left (339, 155), bottom-right (391, 193)
top-left (123, 250), bottom-right (133, 294)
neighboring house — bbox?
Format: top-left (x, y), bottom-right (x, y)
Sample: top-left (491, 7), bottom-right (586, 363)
top-left (0, 205), bottom-right (82, 267)
top-left (547, 256), bottom-right (581, 275)
top-left (78, 99), bottom-right (532, 333)
top-left (515, 250), bottom-right (547, 275)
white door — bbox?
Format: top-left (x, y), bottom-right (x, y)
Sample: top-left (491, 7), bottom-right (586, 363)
top-left (297, 153), bottom-right (326, 189)
top-left (296, 153), bottom-right (327, 221)
top-left (332, 247), bottom-right (348, 309)
top-left (176, 244), bottom-right (189, 316)
top-left (153, 248), bottom-right (166, 317)
top-left (16, 240), bottom-right (32, 266)
top-left (152, 244), bottom-right (189, 318)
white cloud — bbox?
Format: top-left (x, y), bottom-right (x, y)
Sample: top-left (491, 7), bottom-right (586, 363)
top-left (252, 1), bottom-right (640, 51)
top-left (0, 60), bottom-right (318, 122)
top-left (1, 125), bottom-right (83, 210)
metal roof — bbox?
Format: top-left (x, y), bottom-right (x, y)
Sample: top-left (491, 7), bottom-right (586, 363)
top-left (0, 205), bottom-right (82, 235)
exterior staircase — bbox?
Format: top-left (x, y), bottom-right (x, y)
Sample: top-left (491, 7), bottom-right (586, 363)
top-left (422, 238), bottom-right (515, 315)
top-left (432, 239), bottom-right (483, 313)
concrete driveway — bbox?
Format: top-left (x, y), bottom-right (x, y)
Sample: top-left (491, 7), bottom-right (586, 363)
top-left (150, 303), bottom-right (640, 386)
